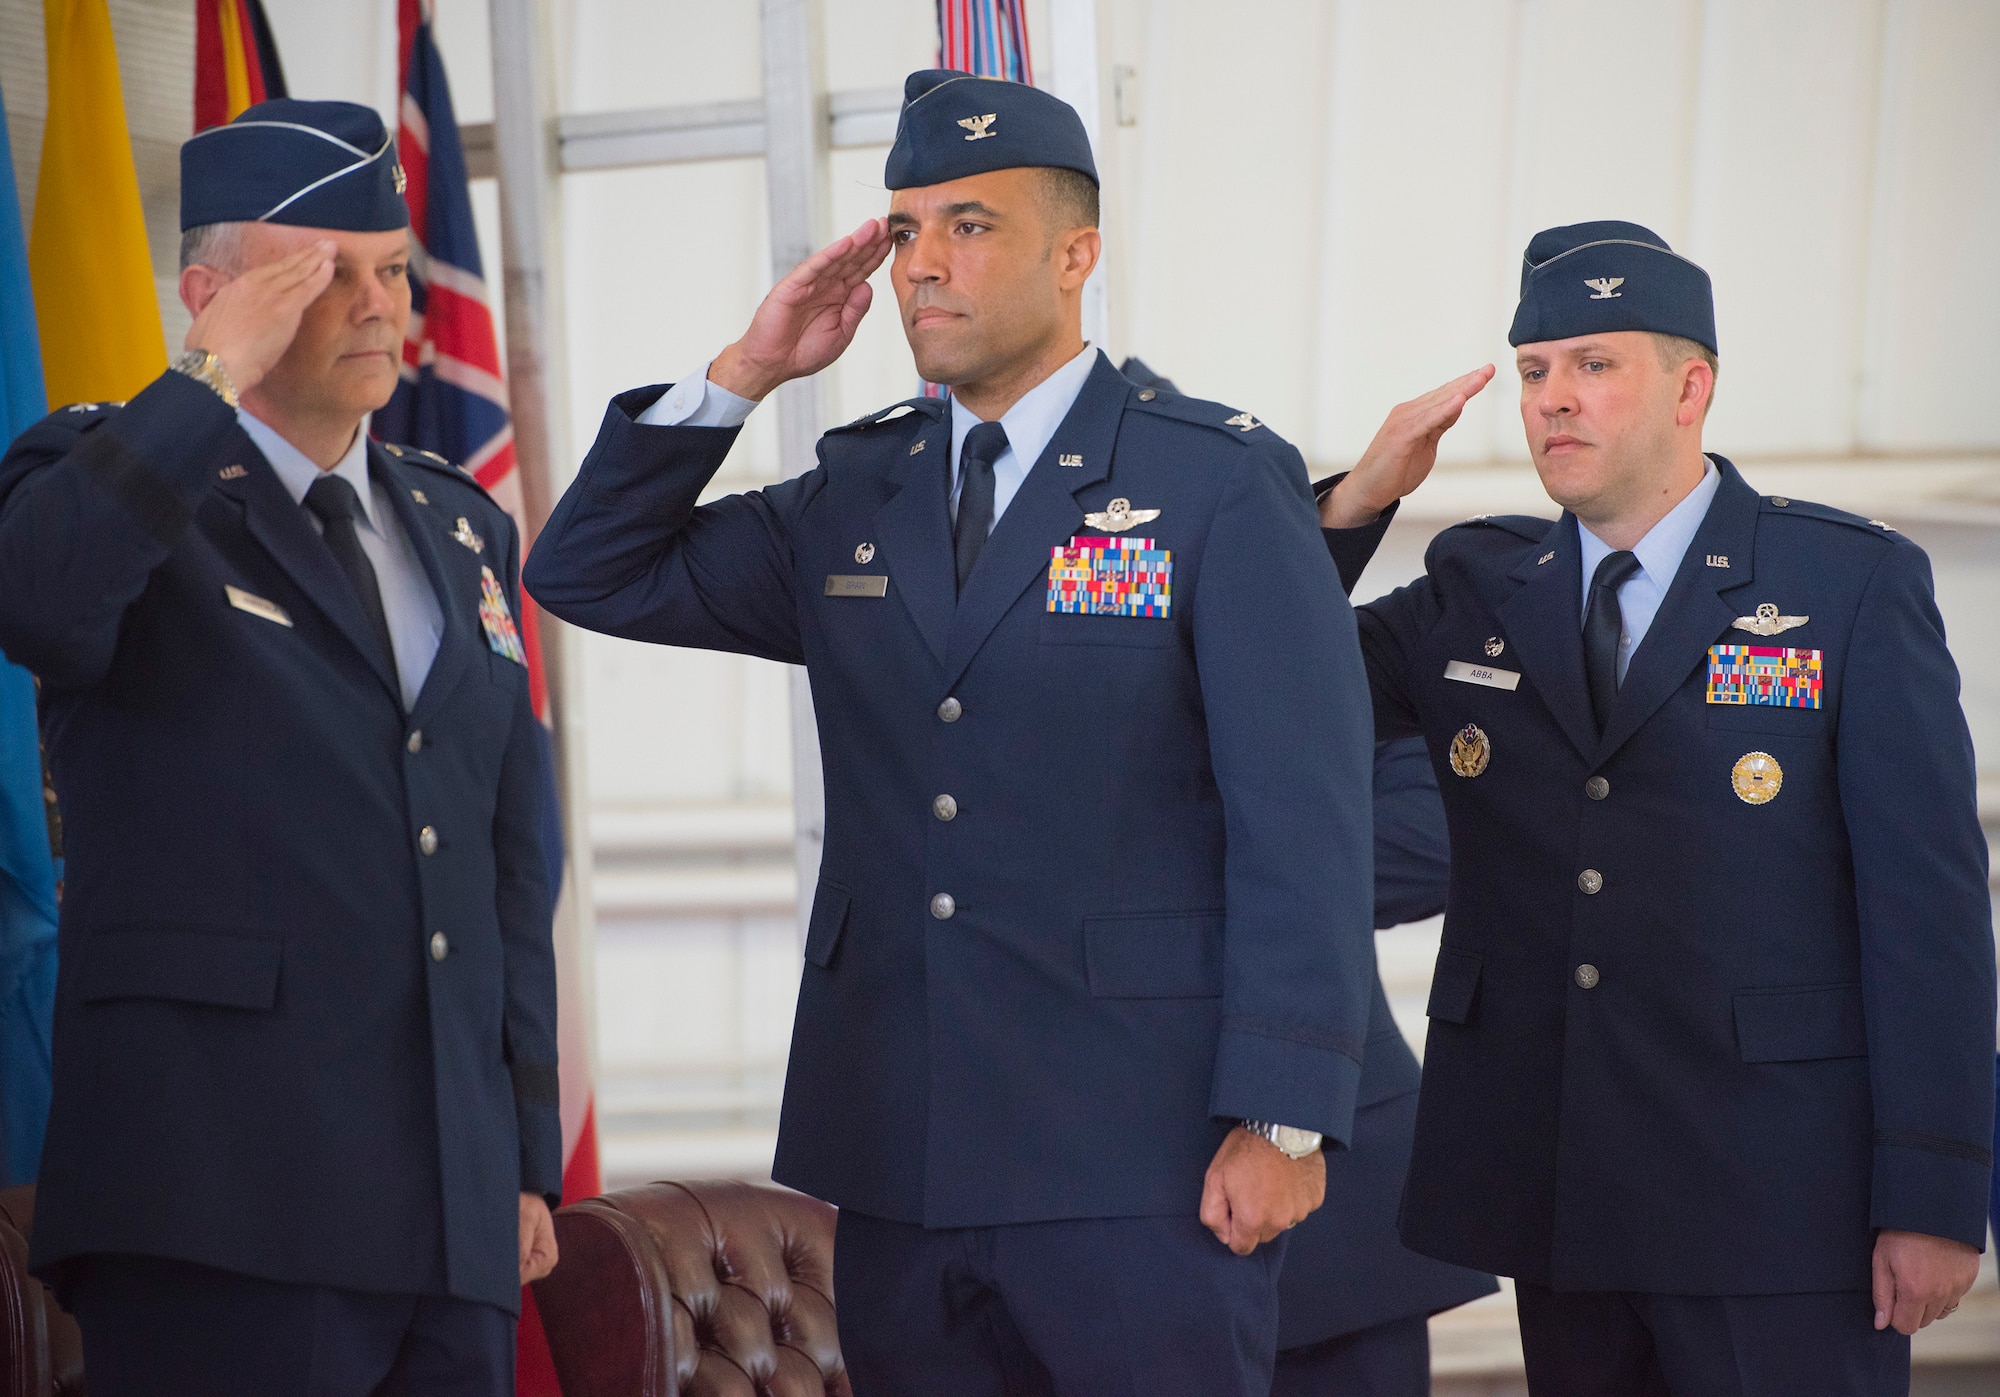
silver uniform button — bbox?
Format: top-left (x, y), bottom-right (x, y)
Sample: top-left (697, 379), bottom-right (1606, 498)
top-left (1575, 963), bottom-right (1600, 990)
top-left (933, 794), bottom-right (958, 821)
top-left (1577, 868), bottom-right (1603, 895)
top-left (419, 826), bottom-right (439, 856)
top-left (1137, 388), bottom-right (1156, 402)
top-left (1585, 776), bottom-right (1609, 800)
top-left (430, 932), bottom-right (449, 962)
top-left (930, 893), bottom-right (956, 920)
top-left (938, 697), bottom-right (963, 722)
top-left (407, 730), bottom-right (423, 754)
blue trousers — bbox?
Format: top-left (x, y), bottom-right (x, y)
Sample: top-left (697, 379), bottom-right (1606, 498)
top-left (1273, 1313), bottom-right (1430, 1395)
top-left (1515, 1281), bottom-right (1910, 1397)
top-left (834, 1209), bottom-right (1286, 1397)
top-left (66, 1254), bottom-right (515, 1397)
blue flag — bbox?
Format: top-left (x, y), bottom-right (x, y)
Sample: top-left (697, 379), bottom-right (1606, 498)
top-left (0, 77), bottom-right (59, 1188)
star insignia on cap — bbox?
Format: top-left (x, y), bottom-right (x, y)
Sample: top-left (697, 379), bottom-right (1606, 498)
top-left (1732, 602), bottom-right (1808, 637)
top-left (958, 114), bottom-right (997, 141)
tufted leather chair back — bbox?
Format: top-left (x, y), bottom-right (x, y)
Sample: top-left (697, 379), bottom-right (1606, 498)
top-left (0, 1186), bottom-right (85, 1397)
top-left (532, 1178), bottom-right (848, 1397)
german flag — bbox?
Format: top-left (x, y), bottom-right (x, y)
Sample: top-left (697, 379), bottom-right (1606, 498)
top-left (194, 0), bottom-right (288, 132)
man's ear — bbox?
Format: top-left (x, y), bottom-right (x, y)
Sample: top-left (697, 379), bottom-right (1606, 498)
top-left (1675, 358), bottom-right (1715, 427)
top-left (1058, 227), bottom-right (1101, 291)
top-left (179, 263), bottom-right (229, 320)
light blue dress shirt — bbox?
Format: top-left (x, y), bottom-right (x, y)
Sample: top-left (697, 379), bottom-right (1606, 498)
top-left (238, 411), bottom-right (444, 710)
top-left (1576, 456), bottom-right (1721, 682)
top-left (640, 343), bottom-right (1101, 535)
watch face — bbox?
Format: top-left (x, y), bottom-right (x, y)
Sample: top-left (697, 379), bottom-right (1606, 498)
top-left (1273, 1125), bottom-right (1321, 1158)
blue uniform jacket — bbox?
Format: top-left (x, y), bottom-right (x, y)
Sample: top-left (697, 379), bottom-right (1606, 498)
top-left (0, 372), bottom-right (561, 1312)
top-left (1326, 456), bottom-right (1995, 1294)
top-left (526, 354), bottom-right (1378, 1227)
top-left (1276, 736), bottom-right (1497, 1349)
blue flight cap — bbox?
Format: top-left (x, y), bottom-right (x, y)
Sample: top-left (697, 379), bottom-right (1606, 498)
top-left (180, 99), bottom-right (409, 232)
top-left (884, 70), bottom-right (1097, 191)
top-left (1508, 220), bottom-right (1717, 353)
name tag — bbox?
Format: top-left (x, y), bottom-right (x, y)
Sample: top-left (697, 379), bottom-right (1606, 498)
top-left (225, 585), bottom-right (292, 628)
top-left (825, 574), bottom-right (888, 598)
top-left (1443, 659), bottom-right (1519, 691)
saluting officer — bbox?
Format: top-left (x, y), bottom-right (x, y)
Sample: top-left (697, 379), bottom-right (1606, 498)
top-left (527, 71), bottom-right (1378, 1393)
top-left (1318, 220), bottom-right (1995, 1395)
top-left (0, 100), bottom-right (560, 1393)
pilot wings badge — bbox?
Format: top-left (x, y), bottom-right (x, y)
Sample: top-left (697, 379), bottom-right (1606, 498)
top-left (958, 114), bottom-right (997, 141)
top-left (1083, 497), bottom-right (1162, 533)
top-left (1732, 602), bottom-right (1808, 637)
top-left (1585, 277), bottom-right (1625, 300)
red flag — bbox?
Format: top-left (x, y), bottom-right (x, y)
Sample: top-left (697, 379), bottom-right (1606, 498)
top-left (193, 0), bottom-right (286, 132)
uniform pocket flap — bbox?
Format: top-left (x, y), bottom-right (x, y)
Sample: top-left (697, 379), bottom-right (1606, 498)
top-left (1084, 910), bottom-right (1225, 998)
top-left (1734, 983), bottom-right (1868, 1062)
top-left (804, 881), bottom-right (852, 969)
top-left (1426, 947), bottom-right (1483, 1025)
top-left (74, 929), bottom-right (281, 1010)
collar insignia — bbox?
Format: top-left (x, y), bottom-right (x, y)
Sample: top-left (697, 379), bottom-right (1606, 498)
top-left (1083, 498), bottom-right (1162, 533)
top-left (958, 114), bottom-right (997, 141)
top-left (1223, 412), bottom-right (1261, 432)
top-left (452, 517), bottom-right (485, 554)
top-left (1585, 277), bottom-right (1625, 300)
top-left (1732, 602), bottom-right (1808, 637)
top-left (218, 464), bottom-right (248, 480)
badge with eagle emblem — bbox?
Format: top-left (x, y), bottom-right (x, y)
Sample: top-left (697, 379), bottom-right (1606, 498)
top-left (1449, 724), bottom-right (1491, 778)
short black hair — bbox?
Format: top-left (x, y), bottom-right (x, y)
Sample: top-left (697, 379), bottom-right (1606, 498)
top-left (1037, 167), bottom-right (1099, 232)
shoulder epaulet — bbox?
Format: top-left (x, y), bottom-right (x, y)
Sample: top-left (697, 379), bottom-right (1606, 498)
top-left (1443, 512), bottom-right (1552, 543)
top-left (1128, 388), bottom-right (1275, 444)
top-left (1758, 493), bottom-right (1902, 539)
top-left (381, 441), bottom-right (499, 504)
top-left (825, 397), bottom-right (947, 436)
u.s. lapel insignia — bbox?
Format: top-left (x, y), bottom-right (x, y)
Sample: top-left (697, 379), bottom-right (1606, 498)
top-left (218, 464), bottom-right (248, 480)
top-left (1059, 453), bottom-right (1083, 468)
top-left (909, 439), bottom-right (927, 455)
top-left (1537, 551), bottom-right (1556, 565)
top-left (1449, 724), bottom-right (1491, 778)
top-left (411, 489), bottom-right (429, 505)
top-left (1732, 602), bottom-right (1808, 637)
top-left (452, 517), bottom-right (485, 554)
top-left (958, 113), bottom-right (997, 141)
top-left (1223, 412), bottom-right (1261, 432)
top-left (478, 566), bottom-right (528, 664)
top-left (1731, 751), bottom-right (1783, 805)
top-left (1083, 497), bottom-right (1162, 533)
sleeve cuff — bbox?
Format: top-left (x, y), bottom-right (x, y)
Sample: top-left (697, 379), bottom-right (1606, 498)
top-left (1870, 1137), bottom-right (1993, 1251)
top-left (1312, 470), bottom-right (1399, 596)
top-left (1208, 1025), bottom-right (1362, 1149)
top-left (636, 363), bottom-right (759, 429)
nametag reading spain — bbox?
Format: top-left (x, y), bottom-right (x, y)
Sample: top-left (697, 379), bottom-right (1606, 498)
top-left (1706, 645), bottom-right (1822, 708)
top-left (224, 584), bottom-right (292, 628)
top-left (1443, 660), bottom-right (1520, 691)
top-left (478, 566), bottom-right (528, 664)
top-left (825, 574), bottom-right (889, 598)
top-left (1047, 536), bottom-right (1172, 618)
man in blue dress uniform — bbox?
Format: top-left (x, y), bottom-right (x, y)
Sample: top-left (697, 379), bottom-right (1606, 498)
top-left (1317, 220), bottom-right (1995, 1395)
top-left (0, 100), bottom-right (561, 1394)
top-left (527, 70), bottom-right (1380, 1393)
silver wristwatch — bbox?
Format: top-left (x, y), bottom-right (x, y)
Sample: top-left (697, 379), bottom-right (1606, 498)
top-left (171, 348), bottom-right (239, 408)
top-left (1241, 1119), bottom-right (1323, 1159)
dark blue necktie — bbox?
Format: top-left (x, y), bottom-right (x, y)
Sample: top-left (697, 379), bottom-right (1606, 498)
top-left (1583, 550), bottom-right (1641, 731)
top-left (304, 473), bottom-right (396, 673)
top-left (953, 421), bottom-right (1008, 591)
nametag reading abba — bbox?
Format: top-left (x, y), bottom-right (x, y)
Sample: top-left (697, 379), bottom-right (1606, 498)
top-left (1047, 536), bottom-right (1172, 618)
top-left (1443, 660), bottom-right (1520, 691)
top-left (824, 574), bottom-right (888, 598)
top-left (224, 584), bottom-right (292, 627)
top-left (479, 566), bottom-right (528, 664)
top-left (1706, 645), bottom-right (1822, 708)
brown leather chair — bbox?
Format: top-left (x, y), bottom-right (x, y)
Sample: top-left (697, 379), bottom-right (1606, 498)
top-left (531, 1179), bottom-right (849, 1397)
top-left (0, 1186), bottom-right (84, 1397)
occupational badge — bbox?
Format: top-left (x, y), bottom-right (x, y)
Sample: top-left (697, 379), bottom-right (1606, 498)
top-left (1047, 535), bottom-right (1171, 618)
top-left (1731, 602), bottom-right (1808, 637)
top-left (478, 565), bottom-right (528, 664)
top-left (1483, 636), bottom-right (1505, 657)
top-left (1730, 751), bottom-right (1783, 805)
top-left (452, 517), bottom-right (485, 554)
top-left (1706, 645), bottom-right (1822, 708)
top-left (854, 542), bottom-right (876, 564)
top-left (1448, 724), bottom-right (1490, 778)
top-left (1082, 498), bottom-right (1162, 533)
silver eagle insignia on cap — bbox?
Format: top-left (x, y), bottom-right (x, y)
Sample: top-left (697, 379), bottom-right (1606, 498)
top-left (958, 114), bottom-right (997, 141)
top-left (1083, 498), bottom-right (1161, 533)
top-left (1732, 602), bottom-right (1807, 637)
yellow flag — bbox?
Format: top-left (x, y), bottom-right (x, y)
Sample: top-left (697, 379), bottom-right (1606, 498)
top-left (29, 0), bottom-right (167, 408)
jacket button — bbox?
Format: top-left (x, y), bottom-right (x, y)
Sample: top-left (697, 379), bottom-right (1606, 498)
top-left (419, 826), bottom-right (439, 856)
top-left (407, 729), bottom-right (424, 754)
top-left (938, 697), bottom-right (963, 722)
top-left (930, 893), bottom-right (956, 920)
top-left (1577, 868), bottom-right (1603, 894)
top-left (1137, 388), bottom-right (1156, 401)
top-left (430, 932), bottom-right (449, 962)
top-left (932, 794), bottom-right (958, 821)
top-left (1585, 776), bottom-right (1609, 800)
top-left (1575, 963), bottom-right (1600, 989)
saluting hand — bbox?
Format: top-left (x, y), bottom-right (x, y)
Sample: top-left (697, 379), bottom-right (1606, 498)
top-left (709, 219), bottom-right (892, 402)
top-left (1320, 365), bottom-right (1497, 529)
top-left (183, 240), bottom-right (339, 397)
top-left (1199, 1126), bottom-right (1327, 1257)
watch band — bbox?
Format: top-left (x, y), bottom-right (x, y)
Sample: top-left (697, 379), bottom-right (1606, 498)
top-left (1240, 1119), bottom-right (1324, 1160)
top-left (170, 348), bottom-right (239, 408)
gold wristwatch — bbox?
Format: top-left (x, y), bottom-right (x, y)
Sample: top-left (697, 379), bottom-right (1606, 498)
top-left (170, 348), bottom-right (239, 408)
